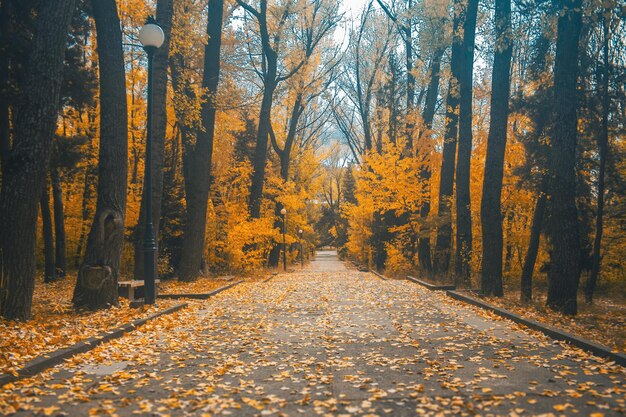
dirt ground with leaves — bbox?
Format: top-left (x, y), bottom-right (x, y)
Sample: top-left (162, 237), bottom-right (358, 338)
top-left (479, 291), bottom-right (626, 354)
top-left (0, 276), bottom-right (231, 377)
top-left (0, 251), bottom-right (624, 416)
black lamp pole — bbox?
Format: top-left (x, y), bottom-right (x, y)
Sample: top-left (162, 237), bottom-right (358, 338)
top-left (299, 229), bottom-right (303, 268)
top-left (140, 17), bottom-right (163, 305)
top-left (282, 211), bottom-right (287, 271)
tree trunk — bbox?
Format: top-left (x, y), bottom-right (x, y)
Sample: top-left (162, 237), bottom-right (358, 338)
top-left (178, 0), bottom-right (224, 281)
top-left (479, 0), bottom-right (512, 297)
top-left (0, 0), bottom-right (76, 320)
top-left (134, 0), bottom-right (174, 280)
top-left (280, 96), bottom-right (303, 181)
top-left (249, 79), bottom-right (277, 218)
top-left (247, 1), bottom-right (278, 219)
top-left (269, 95), bottom-right (303, 267)
top-left (520, 177), bottom-right (547, 303)
top-left (585, 16), bottom-right (609, 304)
top-left (75, 163), bottom-right (97, 267)
top-left (454, 0), bottom-right (478, 285)
top-left (73, 0), bottom-right (128, 310)
top-left (51, 169), bottom-right (67, 277)
top-left (415, 47), bottom-right (444, 274)
top-left (405, 2), bottom-right (414, 152)
top-left (40, 183), bottom-right (56, 283)
top-left (0, 0), bottom-right (10, 175)
top-left (546, 0), bottom-right (583, 315)
top-left (434, 0), bottom-right (462, 277)
top-left (518, 20), bottom-right (552, 304)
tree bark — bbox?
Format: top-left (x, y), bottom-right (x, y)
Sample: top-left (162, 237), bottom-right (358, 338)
top-left (546, 0), bottom-right (583, 315)
top-left (479, 0), bottom-right (512, 297)
top-left (40, 182), bottom-right (56, 283)
top-left (73, 0), bottom-right (128, 310)
top-left (434, 0), bottom-right (462, 277)
top-left (0, 0), bottom-right (76, 320)
top-left (75, 160), bottom-right (97, 268)
top-left (134, 0), bottom-right (174, 280)
top-left (178, 0), bottom-right (224, 281)
top-left (268, 95), bottom-right (304, 267)
top-left (585, 15), bottom-right (609, 304)
top-left (518, 18), bottom-right (552, 304)
top-left (51, 169), bottom-right (67, 277)
top-left (454, 0), bottom-right (478, 285)
top-left (415, 47), bottom-right (444, 274)
top-left (245, 0), bottom-right (278, 219)
top-left (520, 177), bottom-right (547, 303)
top-left (405, 0), bottom-right (415, 152)
top-left (0, 0), bottom-right (11, 175)
top-left (248, 78), bottom-right (277, 218)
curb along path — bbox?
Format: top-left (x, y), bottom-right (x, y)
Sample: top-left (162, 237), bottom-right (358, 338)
top-left (403, 273), bottom-right (626, 366)
top-left (0, 280), bottom-right (245, 389)
top-left (0, 303), bottom-right (188, 388)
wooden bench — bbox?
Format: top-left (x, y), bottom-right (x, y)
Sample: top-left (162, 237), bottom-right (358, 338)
top-left (118, 280), bottom-right (160, 302)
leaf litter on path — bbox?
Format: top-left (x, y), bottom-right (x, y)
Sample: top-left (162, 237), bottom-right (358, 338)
top-left (0, 266), bottom-right (624, 416)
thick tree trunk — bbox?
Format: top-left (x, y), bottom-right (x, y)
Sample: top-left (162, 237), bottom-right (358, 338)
top-left (0, 0), bottom-right (10, 175)
top-left (0, 0), bottom-right (76, 320)
top-left (178, 0), bottom-right (224, 281)
top-left (585, 17), bottom-right (609, 304)
top-left (546, 0), bottom-right (583, 315)
top-left (520, 177), bottom-right (547, 303)
top-left (40, 183), bottom-right (56, 283)
top-left (0, 99), bottom-right (8, 174)
top-left (434, 0), bottom-right (462, 277)
top-left (51, 169), bottom-right (67, 277)
top-left (454, 0), bottom-right (478, 285)
top-left (134, 0), bottom-right (174, 280)
top-left (480, 0), bottom-right (512, 297)
top-left (73, 0), bottom-right (128, 310)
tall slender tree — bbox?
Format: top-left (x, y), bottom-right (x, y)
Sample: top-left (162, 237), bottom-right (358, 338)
top-left (480, 0), bottom-right (512, 296)
top-left (73, 0), bottom-right (128, 309)
top-left (41, 182), bottom-right (56, 283)
top-left (0, 0), bottom-right (77, 320)
top-left (454, 0), bottom-right (478, 284)
top-left (178, 0), bottom-right (224, 281)
top-left (585, 14), bottom-right (610, 303)
top-left (518, 19), bottom-right (552, 303)
top-left (415, 42), bottom-right (446, 275)
top-left (237, 0), bottom-right (283, 219)
top-left (238, 0), bottom-right (338, 219)
top-left (434, 0), bottom-right (463, 277)
top-left (546, 0), bottom-right (583, 315)
top-left (51, 169), bottom-right (68, 278)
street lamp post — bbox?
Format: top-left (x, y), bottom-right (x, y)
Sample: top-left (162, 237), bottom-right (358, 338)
top-left (139, 17), bottom-right (165, 304)
top-left (281, 208), bottom-right (287, 271)
top-left (298, 229), bottom-right (303, 268)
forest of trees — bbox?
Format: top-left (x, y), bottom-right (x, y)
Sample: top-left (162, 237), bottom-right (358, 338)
top-left (0, 0), bottom-right (624, 321)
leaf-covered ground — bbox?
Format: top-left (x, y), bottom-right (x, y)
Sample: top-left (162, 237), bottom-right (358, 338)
top-left (0, 252), bottom-right (624, 416)
top-left (478, 291), bottom-right (626, 354)
top-left (0, 275), bottom-right (230, 377)
top-left (159, 276), bottom-right (237, 295)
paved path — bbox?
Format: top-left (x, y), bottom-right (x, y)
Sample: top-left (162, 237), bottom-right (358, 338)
top-left (1, 251), bottom-right (624, 416)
